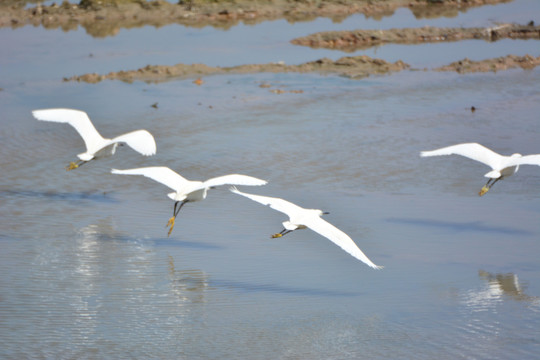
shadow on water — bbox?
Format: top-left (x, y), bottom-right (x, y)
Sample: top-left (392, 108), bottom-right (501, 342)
top-left (210, 278), bottom-right (361, 298)
top-left (0, 189), bottom-right (118, 203)
top-left (386, 217), bottom-right (533, 236)
top-left (77, 220), bottom-right (224, 250)
top-left (153, 237), bottom-right (224, 250)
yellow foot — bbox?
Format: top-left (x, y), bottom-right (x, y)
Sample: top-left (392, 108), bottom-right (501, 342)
top-left (65, 162), bottom-right (79, 171)
top-left (271, 233), bottom-right (283, 238)
top-left (479, 186), bottom-right (489, 197)
top-left (166, 216), bottom-right (176, 237)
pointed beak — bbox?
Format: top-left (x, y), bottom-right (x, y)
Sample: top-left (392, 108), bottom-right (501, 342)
top-left (322, 211), bottom-right (330, 215)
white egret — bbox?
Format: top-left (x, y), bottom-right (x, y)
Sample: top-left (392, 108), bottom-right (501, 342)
top-left (420, 143), bottom-right (540, 196)
top-left (229, 187), bottom-right (382, 269)
top-left (32, 108), bottom-right (156, 170)
top-left (111, 167), bottom-right (267, 236)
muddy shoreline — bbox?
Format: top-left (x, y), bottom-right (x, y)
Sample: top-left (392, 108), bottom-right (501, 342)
top-left (65, 56), bottom-right (411, 83)
top-left (435, 54), bottom-right (540, 73)
top-left (1, 0), bottom-right (513, 37)
top-left (65, 53), bottom-right (540, 84)
top-left (4, 0), bottom-right (539, 82)
top-left (291, 23), bottom-right (540, 51)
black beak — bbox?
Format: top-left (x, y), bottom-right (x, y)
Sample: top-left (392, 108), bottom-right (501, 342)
top-left (323, 211), bottom-right (330, 215)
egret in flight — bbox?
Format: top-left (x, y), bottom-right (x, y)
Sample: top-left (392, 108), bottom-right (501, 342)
top-left (33, 108), bottom-right (156, 170)
top-left (111, 167), bottom-right (267, 236)
top-left (230, 187), bottom-right (382, 269)
top-left (420, 143), bottom-right (540, 196)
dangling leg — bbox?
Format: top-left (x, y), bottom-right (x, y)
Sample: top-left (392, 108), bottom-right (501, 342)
top-left (66, 159), bottom-right (87, 171)
top-left (488, 177), bottom-right (501, 189)
top-left (166, 202), bottom-right (179, 230)
top-left (166, 201), bottom-right (187, 236)
top-left (271, 229), bottom-right (293, 238)
top-left (479, 177), bottom-right (500, 196)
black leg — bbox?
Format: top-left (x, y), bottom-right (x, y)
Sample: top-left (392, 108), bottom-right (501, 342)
top-left (488, 177), bottom-right (500, 189)
top-left (172, 201), bottom-right (179, 217)
top-left (174, 201), bottom-right (187, 217)
top-left (281, 230), bottom-right (293, 236)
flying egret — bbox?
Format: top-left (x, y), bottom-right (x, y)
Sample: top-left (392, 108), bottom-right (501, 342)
top-left (111, 167), bottom-right (267, 236)
top-left (32, 108), bottom-right (156, 170)
top-left (420, 143), bottom-right (540, 196)
top-left (229, 187), bottom-right (382, 269)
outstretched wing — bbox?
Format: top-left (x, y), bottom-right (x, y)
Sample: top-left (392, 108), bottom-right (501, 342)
top-left (204, 174), bottom-right (267, 188)
top-left (112, 130), bottom-right (156, 156)
top-left (229, 187), bottom-right (302, 217)
top-left (420, 143), bottom-right (503, 169)
top-left (512, 154), bottom-right (540, 167)
top-left (32, 108), bottom-right (104, 152)
top-left (111, 166), bottom-right (189, 192)
top-left (305, 217), bottom-right (383, 269)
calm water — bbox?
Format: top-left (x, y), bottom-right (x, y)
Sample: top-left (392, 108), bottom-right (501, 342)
top-left (1, 0), bottom-right (540, 358)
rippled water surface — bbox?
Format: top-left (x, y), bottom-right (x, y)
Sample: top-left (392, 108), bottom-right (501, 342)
top-left (1, 0), bottom-right (540, 358)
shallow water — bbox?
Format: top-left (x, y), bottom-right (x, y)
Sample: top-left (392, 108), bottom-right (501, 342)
top-left (1, 0), bottom-right (540, 359)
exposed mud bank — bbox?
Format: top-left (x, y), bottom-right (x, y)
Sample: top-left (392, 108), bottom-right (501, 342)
top-left (435, 54), bottom-right (540, 73)
top-left (64, 56), bottom-right (410, 83)
top-left (65, 53), bottom-right (540, 84)
top-left (1, 0), bottom-right (513, 37)
top-left (291, 23), bottom-right (540, 51)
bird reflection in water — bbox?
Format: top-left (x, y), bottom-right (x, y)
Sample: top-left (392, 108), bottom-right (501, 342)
top-left (168, 256), bottom-right (210, 304)
top-left (462, 270), bottom-right (539, 311)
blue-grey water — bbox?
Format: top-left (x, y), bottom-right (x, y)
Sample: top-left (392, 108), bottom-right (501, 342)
top-left (1, 0), bottom-right (540, 358)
